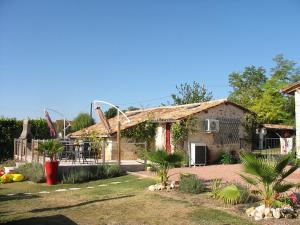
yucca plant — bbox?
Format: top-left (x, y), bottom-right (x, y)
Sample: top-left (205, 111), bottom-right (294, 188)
top-left (239, 151), bottom-right (300, 207)
top-left (210, 179), bottom-right (223, 199)
top-left (146, 149), bottom-right (183, 186)
top-left (37, 139), bottom-right (64, 161)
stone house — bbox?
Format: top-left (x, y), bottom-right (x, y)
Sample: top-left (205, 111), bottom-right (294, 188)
top-left (70, 99), bottom-right (251, 164)
top-left (281, 81), bottom-right (300, 158)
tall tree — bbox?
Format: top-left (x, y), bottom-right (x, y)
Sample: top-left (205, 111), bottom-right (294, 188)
top-left (228, 55), bottom-right (300, 125)
top-left (251, 55), bottom-right (299, 124)
top-left (228, 66), bottom-right (267, 109)
top-left (71, 113), bottom-right (94, 132)
top-left (105, 107), bottom-right (118, 119)
top-left (171, 81), bottom-right (213, 105)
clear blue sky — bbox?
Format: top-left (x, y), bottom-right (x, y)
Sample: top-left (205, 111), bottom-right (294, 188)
top-left (1, 0), bottom-right (300, 120)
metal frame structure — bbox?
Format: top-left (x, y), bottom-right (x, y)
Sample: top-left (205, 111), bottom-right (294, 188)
top-left (44, 107), bottom-right (71, 139)
top-left (92, 100), bottom-right (130, 165)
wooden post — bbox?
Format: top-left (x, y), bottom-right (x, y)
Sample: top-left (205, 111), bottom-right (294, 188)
top-left (144, 142), bottom-right (147, 171)
top-left (13, 139), bottom-right (16, 160)
top-left (117, 120), bottom-right (121, 166)
top-left (102, 141), bottom-right (106, 165)
top-left (43, 140), bottom-right (45, 163)
top-left (20, 140), bottom-right (23, 161)
top-left (31, 141), bottom-right (34, 162)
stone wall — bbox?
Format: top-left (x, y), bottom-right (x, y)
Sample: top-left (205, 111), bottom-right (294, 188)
top-left (186, 104), bottom-right (249, 163)
top-left (153, 103), bottom-right (250, 163)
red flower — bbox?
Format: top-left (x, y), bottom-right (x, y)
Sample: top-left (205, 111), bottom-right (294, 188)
top-left (290, 194), bottom-right (298, 204)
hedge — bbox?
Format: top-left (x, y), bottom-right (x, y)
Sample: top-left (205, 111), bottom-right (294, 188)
top-left (0, 117), bottom-right (51, 161)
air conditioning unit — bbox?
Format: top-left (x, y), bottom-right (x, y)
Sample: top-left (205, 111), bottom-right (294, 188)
top-left (190, 143), bottom-right (207, 166)
top-left (204, 119), bottom-right (219, 133)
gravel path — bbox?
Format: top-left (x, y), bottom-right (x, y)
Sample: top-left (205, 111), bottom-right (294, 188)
top-left (136, 164), bottom-right (300, 184)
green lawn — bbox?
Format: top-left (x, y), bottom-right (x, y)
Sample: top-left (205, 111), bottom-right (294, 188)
top-left (0, 175), bottom-right (256, 225)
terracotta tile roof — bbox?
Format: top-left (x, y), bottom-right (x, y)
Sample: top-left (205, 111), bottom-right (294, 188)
top-left (281, 82), bottom-right (300, 95)
top-left (262, 124), bottom-right (295, 130)
top-left (69, 99), bottom-right (249, 138)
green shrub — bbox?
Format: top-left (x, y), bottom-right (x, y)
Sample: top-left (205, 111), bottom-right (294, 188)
top-left (146, 149), bottom-right (183, 186)
top-left (2, 160), bottom-right (16, 167)
top-left (210, 179), bottom-right (223, 199)
top-left (15, 163), bottom-right (45, 183)
top-left (220, 152), bottom-right (236, 164)
top-left (179, 173), bottom-right (205, 194)
top-left (0, 117), bottom-right (51, 161)
top-left (217, 184), bottom-right (250, 205)
top-left (60, 165), bottom-right (122, 184)
top-left (0, 118), bottom-right (22, 161)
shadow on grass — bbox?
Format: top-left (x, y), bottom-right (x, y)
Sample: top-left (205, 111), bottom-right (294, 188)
top-left (0, 193), bottom-right (39, 202)
top-left (30, 194), bottom-right (135, 213)
top-left (1, 214), bottom-right (78, 225)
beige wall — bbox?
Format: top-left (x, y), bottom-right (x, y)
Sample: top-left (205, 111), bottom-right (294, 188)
top-left (103, 137), bottom-right (146, 160)
top-left (296, 90), bottom-right (300, 158)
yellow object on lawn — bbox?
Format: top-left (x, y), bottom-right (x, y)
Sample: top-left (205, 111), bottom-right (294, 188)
top-left (0, 173), bottom-right (24, 183)
top-left (12, 174), bottom-right (24, 182)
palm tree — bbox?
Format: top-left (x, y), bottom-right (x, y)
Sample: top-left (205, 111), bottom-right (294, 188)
top-left (239, 151), bottom-right (300, 207)
top-left (37, 139), bottom-right (64, 161)
top-left (146, 149), bottom-right (183, 186)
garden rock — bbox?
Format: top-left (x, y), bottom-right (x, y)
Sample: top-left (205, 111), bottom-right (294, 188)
top-left (264, 208), bottom-right (273, 219)
top-left (245, 205), bottom-right (298, 220)
top-left (256, 205), bottom-right (265, 214)
top-left (170, 181), bottom-right (176, 189)
top-left (148, 185), bottom-right (157, 191)
top-left (246, 207), bottom-right (255, 217)
top-left (157, 184), bottom-right (165, 190)
top-left (272, 208), bottom-right (281, 219)
top-left (253, 211), bottom-right (264, 221)
top-left (148, 184), bottom-right (166, 191)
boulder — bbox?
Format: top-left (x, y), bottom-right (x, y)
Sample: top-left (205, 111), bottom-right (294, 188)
top-left (285, 214), bottom-right (293, 219)
top-left (272, 208), bottom-right (281, 219)
top-left (256, 205), bottom-right (265, 214)
top-left (282, 206), bottom-right (294, 214)
top-left (148, 185), bottom-right (156, 191)
top-left (246, 207), bottom-right (255, 217)
top-left (254, 211), bottom-right (264, 221)
top-left (157, 184), bottom-right (165, 190)
top-left (170, 181), bottom-right (176, 189)
top-left (264, 208), bottom-right (273, 219)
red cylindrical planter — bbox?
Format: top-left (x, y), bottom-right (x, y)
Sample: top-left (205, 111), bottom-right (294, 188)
top-left (44, 161), bottom-right (59, 185)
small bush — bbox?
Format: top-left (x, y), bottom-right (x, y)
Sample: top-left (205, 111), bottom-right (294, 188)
top-left (217, 184), bottom-right (250, 205)
top-left (220, 152), bottom-right (236, 164)
top-left (15, 163), bottom-right (45, 183)
top-left (60, 165), bottom-right (122, 184)
top-left (2, 160), bottom-right (16, 167)
top-left (179, 173), bottom-right (205, 194)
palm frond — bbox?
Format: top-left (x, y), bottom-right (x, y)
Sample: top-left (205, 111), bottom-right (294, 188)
top-left (240, 151), bottom-right (276, 183)
top-left (273, 182), bottom-right (295, 193)
top-left (239, 173), bottom-right (258, 186)
top-left (280, 165), bottom-right (298, 180)
top-left (275, 154), bottom-right (292, 175)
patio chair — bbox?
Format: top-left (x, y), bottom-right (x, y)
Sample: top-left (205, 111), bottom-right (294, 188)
top-left (80, 142), bottom-right (91, 164)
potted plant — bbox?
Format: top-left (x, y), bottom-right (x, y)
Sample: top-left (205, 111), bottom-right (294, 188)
top-left (2, 160), bottom-right (16, 174)
top-left (37, 139), bottom-right (64, 185)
